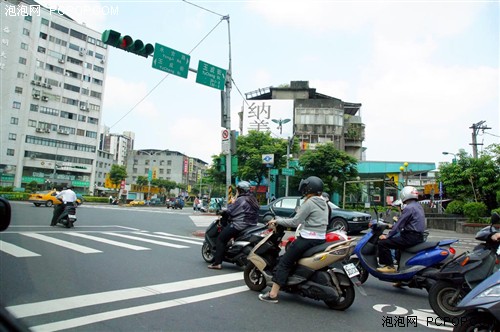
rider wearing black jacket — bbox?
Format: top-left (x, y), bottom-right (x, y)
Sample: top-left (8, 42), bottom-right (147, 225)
top-left (208, 181), bottom-right (259, 270)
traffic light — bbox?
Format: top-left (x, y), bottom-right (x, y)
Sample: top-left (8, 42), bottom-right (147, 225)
top-left (101, 29), bottom-right (154, 58)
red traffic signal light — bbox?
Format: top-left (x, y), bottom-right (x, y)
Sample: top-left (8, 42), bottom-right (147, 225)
top-left (101, 29), bottom-right (154, 58)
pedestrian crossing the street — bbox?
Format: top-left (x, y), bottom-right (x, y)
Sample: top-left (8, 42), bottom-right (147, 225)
top-left (0, 227), bottom-right (204, 258)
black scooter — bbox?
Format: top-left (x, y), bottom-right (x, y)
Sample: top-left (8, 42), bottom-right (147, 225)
top-left (201, 213), bottom-right (269, 267)
top-left (56, 202), bottom-right (77, 228)
top-left (428, 212), bottom-right (500, 320)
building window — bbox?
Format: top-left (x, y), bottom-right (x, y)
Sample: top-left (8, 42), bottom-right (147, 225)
top-left (12, 101), bottom-right (21, 109)
top-left (39, 32), bottom-right (47, 40)
top-left (8, 133), bottom-right (17, 140)
top-left (92, 78), bottom-right (102, 86)
top-left (93, 65), bottom-right (104, 73)
top-left (87, 50), bottom-right (93, 56)
top-left (90, 91), bottom-right (101, 99)
top-left (70, 29), bottom-right (87, 41)
top-left (20, 42), bottom-right (28, 50)
top-left (15, 87), bottom-right (23, 94)
top-left (41, 18), bottom-right (49, 26)
top-left (30, 104), bottom-right (38, 112)
top-left (77, 129), bottom-right (85, 136)
top-left (7, 149), bottom-right (15, 156)
top-left (78, 115), bottom-right (86, 122)
top-left (28, 120), bottom-right (37, 127)
top-left (19, 57), bottom-right (27, 65)
top-left (50, 22), bottom-right (69, 34)
top-left (85, 131), bottom-right (97, 138)
top-left (10, 117), bottom-right (19, 125)
top-left (17, 72), bottom-right (25, 79)
top-left (37, 46), bottom-right (46, 53)
top-left (24, 15), bottom-right (32, 22)
top-left (64, 83), bottom-right (80, 93)
top-left (22, 28), bottom-right (30, 36)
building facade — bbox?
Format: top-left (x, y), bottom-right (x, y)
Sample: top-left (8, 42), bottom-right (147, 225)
top-left (126, 149), bottom-right (208, 196)
top-left (0, 0), bottom-right (109, 193)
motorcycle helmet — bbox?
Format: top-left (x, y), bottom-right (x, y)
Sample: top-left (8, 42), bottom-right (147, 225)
top-left (236, 181), bottom-right (251, 193)
top-left (298, 176), bottom-right (324, 196)
top-left (400, 186), bottom-right (419, 203)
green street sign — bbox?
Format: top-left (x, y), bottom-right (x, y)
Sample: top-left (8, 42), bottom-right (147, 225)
top-left (195, 60), bottom-right (226, 90)
top-left (281, 168), bottom-right (295, 176)
top-left (270, 169), bottom-right (279, 175)
top-left (152, 43), bottom-right (190, 78)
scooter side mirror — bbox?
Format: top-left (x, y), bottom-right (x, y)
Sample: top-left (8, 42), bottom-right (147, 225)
top-left (0, 197), bottom-right (12, 232)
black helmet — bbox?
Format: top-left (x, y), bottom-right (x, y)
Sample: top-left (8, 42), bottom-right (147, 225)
top-left (298, 176), bottom-right (324, 196)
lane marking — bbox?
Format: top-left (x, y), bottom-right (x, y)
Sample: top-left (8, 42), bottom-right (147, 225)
top-left (103, 232), bottom-right (188, 248)
top-left (66, 232), bottom-right (151, 251)
top-left (21, 233), bottom-right (101, 254)
top-left (134, 232), bottom-right (203, 245)
top-left (0, 240), bottom-right (40, 257)
top-left (7, 272), bottom-right (244, 318)
top-left (29, 286), bottom-right (248, 332)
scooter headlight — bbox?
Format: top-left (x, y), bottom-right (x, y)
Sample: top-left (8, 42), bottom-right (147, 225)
top-left (476, 284), bottom-right (500, 298)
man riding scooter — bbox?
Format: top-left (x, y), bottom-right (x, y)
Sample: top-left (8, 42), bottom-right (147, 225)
top-left (377, 186), bottom-right (426, 274)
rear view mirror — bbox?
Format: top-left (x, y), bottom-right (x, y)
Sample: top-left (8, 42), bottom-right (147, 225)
top-left (491, 212), bottom-right (500, 225)
top-left (0, 197), bottom-right (12, 232)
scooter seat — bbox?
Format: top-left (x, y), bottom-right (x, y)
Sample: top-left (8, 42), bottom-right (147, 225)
top-left (302, 242), bottom-right (330, 257)
top-left (405, 241), bottom-right (440, 253)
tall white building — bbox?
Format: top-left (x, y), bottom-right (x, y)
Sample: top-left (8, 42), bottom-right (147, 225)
top-left (0, 0), bottom-right (109, 193)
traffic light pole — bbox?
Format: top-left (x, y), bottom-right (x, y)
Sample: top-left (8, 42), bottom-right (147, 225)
top-left (223, 15), bottom-right (232, 206)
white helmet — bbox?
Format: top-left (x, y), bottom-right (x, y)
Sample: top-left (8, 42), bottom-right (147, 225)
top-left (400, 186), bottom-right (419, 203)
top-left (236, 181), bottom-right (251, 193)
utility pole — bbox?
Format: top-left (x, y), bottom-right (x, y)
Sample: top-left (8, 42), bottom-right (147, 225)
top-left (222, 15), bottom-right (232, 205)
top-left (470, 121), bottom-right (491, 158)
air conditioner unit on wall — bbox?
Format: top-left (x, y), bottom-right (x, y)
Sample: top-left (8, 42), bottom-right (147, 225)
top-left (36, 81), bottom-right (41, 86)
top-left (58, 59), bottom-right (65, 64)
top-left (33, 94), bottom-right (40, 99)
top-left (36, 128), bottom-right (44, 133)
top-left (80, 105), bottom-right (88, 111)
top-left (41, 96), bottom-right (48, 101)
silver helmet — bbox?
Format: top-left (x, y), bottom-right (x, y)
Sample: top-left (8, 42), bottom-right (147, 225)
top-left (400, 186), bottom-right (419, 203)
top-left (236, 181), bottom-right (251, 193)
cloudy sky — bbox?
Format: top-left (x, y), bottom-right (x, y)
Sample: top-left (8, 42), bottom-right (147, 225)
top-left (39, 0), bottom-right (499, 165)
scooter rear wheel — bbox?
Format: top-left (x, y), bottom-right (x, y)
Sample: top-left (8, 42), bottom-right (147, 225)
top-left (324, 272), bottom-right (355, 310)
top-left (429, 281), bottom-right (466, 319)
top-left (201, 242), bottom-right (214, 263)
top-left (243, 263), bottom-right (267, 292)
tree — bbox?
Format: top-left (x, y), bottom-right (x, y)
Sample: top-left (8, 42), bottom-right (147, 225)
top-left (438, 145), bottom-right (500, 211)
top-left (136, 176), bottom-right (148, 186)
top-left (109, 164), bottom-right (127, 190)
top-left (298, 142), bottom-right (358, 195)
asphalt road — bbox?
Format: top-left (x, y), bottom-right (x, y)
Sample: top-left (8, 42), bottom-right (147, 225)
top-left (0, 202), bottom-right (481, 331)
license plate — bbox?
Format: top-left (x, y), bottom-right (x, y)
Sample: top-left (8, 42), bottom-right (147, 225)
top-left (343, 263), bottom-right (360, 278)
top-left (69, 215), bottom-right (76, 219)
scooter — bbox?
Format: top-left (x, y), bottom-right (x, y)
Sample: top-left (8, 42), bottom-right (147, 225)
top-left (428, 212), bottom-right (500, 320)
top-left (201, 215), bottom-right (270, 267)
top-left (348, 219), bottom-right (458, 290)
top-left (244, 224), bottom-right (361, 310)
top-left (56, 202), bottom-right (77, 228)
top-left (452, 269), bottom-right (500, 332)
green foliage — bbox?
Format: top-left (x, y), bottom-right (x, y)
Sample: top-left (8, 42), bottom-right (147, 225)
top-left (0, 192), bottom-right (29, 200)
top-left (0, 186), bottom-right (14, 192)
top-left (298, 142), bottom-right (358, 194)
top-left (25, 181), bottom-right (39, 193)
top-left (82, 196), bottom-right (108, 203)
top-left (463, 202), bottom-right (488, 221)
top-left (438, 144), bottom-right (500, 211)
top-left (445, 200), bottom-right (464, 215)
top-left (491, 208), bottom-right (500, 217)
top-left (109, 164), bottom-right (127, 189)
top-left (136, 176), bottom-right (148, 186)
top-left (497, 191), bottom-right (500, 206)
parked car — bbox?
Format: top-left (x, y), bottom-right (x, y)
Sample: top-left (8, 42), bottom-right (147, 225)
top-left (28, 190), bottom-right (83, 207)
top-left (258, 196), bottom-right (371, 234)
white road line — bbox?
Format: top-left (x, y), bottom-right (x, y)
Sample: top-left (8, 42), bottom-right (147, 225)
top-left (66, 232), bottom-right (151, 251)
top-left (0, 240), bottom-right (40, 257)
top-left (103, 232), bottom-right (188, 248)
top-left (29, 286), bottom-right (248, 332)
top-left (154, 232), bottom-right (205, 241)
top-left (7, 272), bottom-right (244, 318)
top-left (133, 232), bottom-right (203, 245)
top-left (21, 233), bottom-right (101, 254)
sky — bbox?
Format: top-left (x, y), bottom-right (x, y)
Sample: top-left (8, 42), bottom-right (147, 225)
top-left (38, 0), bottom-right (499, 166)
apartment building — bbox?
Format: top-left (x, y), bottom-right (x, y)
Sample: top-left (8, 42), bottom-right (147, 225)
top-left (0, 0), bottom-right (109, 193)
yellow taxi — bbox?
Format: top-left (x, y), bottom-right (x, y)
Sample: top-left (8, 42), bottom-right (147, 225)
top-left (128, 200), bottom-right (145, 206)
top-left (28, 190), bottom-right (83, 207)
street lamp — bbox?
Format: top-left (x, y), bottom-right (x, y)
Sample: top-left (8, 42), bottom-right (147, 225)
top-left (271, 118), bottom-right (291, 135)
top-left (399, 162), bottom-right (409, 186)
top-left (442, 151), bottom-right (457, 164)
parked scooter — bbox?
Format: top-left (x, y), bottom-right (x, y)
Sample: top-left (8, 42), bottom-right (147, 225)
top-left (244, 224), bottom-right (361, 310)
top-left (452, 269), bottom-right (500, 332)
top-left (201, 214), bottom-right (270, 267)
top-left (428, 212), bottom-right (500, 320)
top-left (56, 202), bottom-right (77, 228)
top-left (348, 218), bottom-right (458, 290)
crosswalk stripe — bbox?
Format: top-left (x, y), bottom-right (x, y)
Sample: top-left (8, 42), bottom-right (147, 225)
top-left (103, 232), bottom-right (189, 248)
top-left (21, 233), bottom-right (102, 254)
top-left (0, 240), bottom-right (40, 257)
top-left (133, 232), bottom-right (203, 245)
top-left (66, 232), bottom-right (151, 251)
top-left (7, 272), bottom-right (244, 318)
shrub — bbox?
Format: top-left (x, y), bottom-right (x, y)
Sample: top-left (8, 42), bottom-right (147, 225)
top-left (445, 200), bottom-right (464, 215)
top-left (463, 202), bottom-right (488, 222)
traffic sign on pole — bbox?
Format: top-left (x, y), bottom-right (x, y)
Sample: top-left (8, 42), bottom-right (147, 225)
top-left (196, 60), bottom-right (227, 91)
top-left (152, 43), bottom-right (190, 78)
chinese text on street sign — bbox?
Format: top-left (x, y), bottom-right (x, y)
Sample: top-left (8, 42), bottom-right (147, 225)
top-left (195, 60), bottom-right (227, 91)
top-left (152, 43), bottom-right (190, 78)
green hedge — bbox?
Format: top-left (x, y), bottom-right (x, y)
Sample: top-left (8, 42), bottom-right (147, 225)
top-left (463, 202), bottom-right (488, 222)
top-left (0, 192), bottom-right (29, 200)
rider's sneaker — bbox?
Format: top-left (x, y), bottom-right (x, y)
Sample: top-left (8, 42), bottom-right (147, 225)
top-left (259, 292), bottom-right (278, 303)
top-left (377, 265), bottom-right (397, 273)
